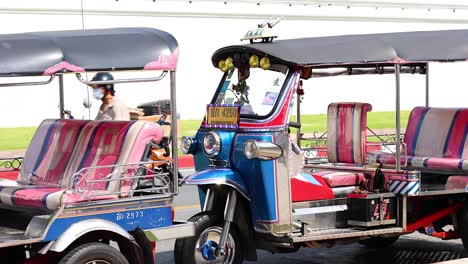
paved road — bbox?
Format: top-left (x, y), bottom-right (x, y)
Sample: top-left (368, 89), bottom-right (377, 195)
top-left (157, 170), bottom-right (468, 264)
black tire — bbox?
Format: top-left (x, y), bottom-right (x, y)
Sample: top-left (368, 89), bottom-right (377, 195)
top-left (174, 211), bottom-right (243, 264)
top-left (359, 236), bottom-right (399, 248)
top-left (459, 201), bottom-right (468, 251)
top-left (58, 242), bottom-right (129, 264)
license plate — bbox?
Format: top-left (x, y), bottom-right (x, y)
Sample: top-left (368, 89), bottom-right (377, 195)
top-left (206, 104), bottom-right (240, 128)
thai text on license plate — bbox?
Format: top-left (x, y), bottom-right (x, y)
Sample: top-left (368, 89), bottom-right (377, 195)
top-left (206, 104), bottom-right (240, 128)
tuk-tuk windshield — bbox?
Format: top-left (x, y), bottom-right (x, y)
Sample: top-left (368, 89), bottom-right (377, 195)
top-left (214, 66), bottom-right (288, 118)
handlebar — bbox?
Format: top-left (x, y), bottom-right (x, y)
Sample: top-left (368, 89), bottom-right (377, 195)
top-left (288, 122), bottom-right (301, 129)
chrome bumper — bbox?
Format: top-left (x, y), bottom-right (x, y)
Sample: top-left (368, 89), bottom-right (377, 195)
top-left (144, 220), bottom-right (195, 241)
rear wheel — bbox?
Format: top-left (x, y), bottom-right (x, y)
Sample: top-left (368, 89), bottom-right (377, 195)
top-left (58, 242), bottom-right (129, 264)
top-left (459, 201), bottom-right (468, 251)
top-left (359, 236), bottom-right (399, 248)
top-left (174, 211), bottom-right (243, 264)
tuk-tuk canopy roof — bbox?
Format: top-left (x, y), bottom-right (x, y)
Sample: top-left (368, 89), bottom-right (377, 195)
top-left (212, 29), bottom-right (468, 68)
top-left (0, 27), bottom-right (178, 76)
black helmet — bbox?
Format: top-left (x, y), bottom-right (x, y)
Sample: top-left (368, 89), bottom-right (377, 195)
top-left (91, 72), bottom-right (115, 95)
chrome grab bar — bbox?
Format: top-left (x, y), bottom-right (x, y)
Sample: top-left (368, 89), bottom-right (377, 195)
top-left (75, 71), bottom-right (168, 86)
top-left (0, 75), bottom-right (55, 87)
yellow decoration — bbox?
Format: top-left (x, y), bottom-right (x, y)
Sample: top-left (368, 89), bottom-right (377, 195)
top-left (218, 60), bottom-right (228, 72)
top-left (260, 56), bottom-right (270, 70)
top-left (226, 57), bottom-right (234, 70)
top-left (249, 55), bottom-right (259, 68)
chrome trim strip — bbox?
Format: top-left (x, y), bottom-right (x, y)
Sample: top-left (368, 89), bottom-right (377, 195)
top-left (293, 205), bottom-right (347, 215)
top-left (144, 221), bottom-right (195, 241)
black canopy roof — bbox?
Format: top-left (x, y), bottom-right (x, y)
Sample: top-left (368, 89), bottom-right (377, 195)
top-left (212, 29), bottom-right (468, 68)
top-left (0, 27), bottom-right (178, 76)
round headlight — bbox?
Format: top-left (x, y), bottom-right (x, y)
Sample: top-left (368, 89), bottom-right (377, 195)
top-left (180, 136), bottom-right (193, 155)
top-left (203, 131), bottom-right (221, 156)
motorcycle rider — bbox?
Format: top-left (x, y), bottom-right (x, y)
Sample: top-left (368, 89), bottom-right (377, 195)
top-left (90, 72), bottom-right (130, 121)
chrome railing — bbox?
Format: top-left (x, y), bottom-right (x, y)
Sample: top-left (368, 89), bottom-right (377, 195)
top-left (69, 161), bottom-right (172, 199)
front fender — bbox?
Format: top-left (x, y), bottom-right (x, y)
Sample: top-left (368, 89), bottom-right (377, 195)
top-left (184, 168), bottom-right (250, 201)
top-left (49, 219), bottom-right (132, 252)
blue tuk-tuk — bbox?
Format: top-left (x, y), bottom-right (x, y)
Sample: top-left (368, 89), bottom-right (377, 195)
top-left (176, 29), bottom-right (468, 263)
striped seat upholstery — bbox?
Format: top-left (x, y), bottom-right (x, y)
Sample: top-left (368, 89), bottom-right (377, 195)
top-left (327, 102), bottom-right (372, 164)
top-left (64, 120), bottom-right (164, 194)
top-left (404, 107), bottom-right (468, 171)
top-left (0, 119), bottom-right (164, 210)
top-left (372, 107), bottom-right (468, 172)
top-left (19, 119), bottom-right (88, 186)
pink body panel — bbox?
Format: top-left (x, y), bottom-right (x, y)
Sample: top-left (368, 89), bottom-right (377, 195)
top-left (43, 61), bottom-right (85, 75)
top-left (144, 47), bottom-right (179, 70)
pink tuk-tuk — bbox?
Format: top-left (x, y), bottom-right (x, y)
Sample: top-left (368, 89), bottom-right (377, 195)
top-left (0, 28), bottom-right (193, 264)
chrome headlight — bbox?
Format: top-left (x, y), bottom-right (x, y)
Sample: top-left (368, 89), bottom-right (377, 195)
top-left (180, 136), bottom-right (196, 155)
top-left (203, 131), bottom-right (221, 157)
top-left (244, 140), bottom-right (282, 160)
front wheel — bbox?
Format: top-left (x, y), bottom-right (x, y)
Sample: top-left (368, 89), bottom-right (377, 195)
top-left (58, 242), bottom-right (129, 264)
top-left (174, 211), bottom-right (243, 264)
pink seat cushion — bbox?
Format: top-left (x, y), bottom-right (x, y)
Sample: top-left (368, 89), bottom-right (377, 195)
top-left (445, 176), bottom-right (468, 190)
top-left (291, 173), bottom-right (334, 202)
top-left (314, 170), bottom-right (365, 187)
top-left (0, 183), bottom-right (117, 210)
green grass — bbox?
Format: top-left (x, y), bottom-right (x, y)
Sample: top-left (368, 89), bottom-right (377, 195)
top-left (0, 127), bottom-right (36, 151)
top-left (292, 110), bottom-right (410, 134)
top-left (0, 111), bottom-right (410, 151)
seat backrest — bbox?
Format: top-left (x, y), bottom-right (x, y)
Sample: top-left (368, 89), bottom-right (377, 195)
top-left (19, 119), bottom-right (88, 186)
top-left (63, 120), bottom-right (164, 193)
top-left (404, 107), bottom-right (468, 159)
top-left (327, 102), bottom-right (372, 164)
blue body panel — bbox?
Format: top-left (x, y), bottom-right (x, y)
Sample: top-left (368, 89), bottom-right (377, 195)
top-left (232, 133), bottom-right (278, 222)
top-left (192, 128), bottom-right (280, 223)
top-left (185, 168), bottom-right (250, 201)
top-left (44, 206), bottom-right (172, 241)
top-left (193, 130), bottom-right (234, 169)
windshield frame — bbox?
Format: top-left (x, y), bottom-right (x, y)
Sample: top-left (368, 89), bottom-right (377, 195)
top-left (210, 65), bottom-right (291, 121)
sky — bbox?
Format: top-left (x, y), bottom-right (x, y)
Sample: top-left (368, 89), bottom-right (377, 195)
top-left (0, 0), bottom-right (468, 127)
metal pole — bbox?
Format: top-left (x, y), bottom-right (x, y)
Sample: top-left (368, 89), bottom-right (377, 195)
top-left (395, 64), bottom-right (401, 171)
top-left (59, 74), bottom-right (65, 119)
top-left (425, 63), bottom-right (429, 107)
top-left (170, 71), bottom-right (179, 194)
top-left (296, 82), bottom-right (301, 146)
